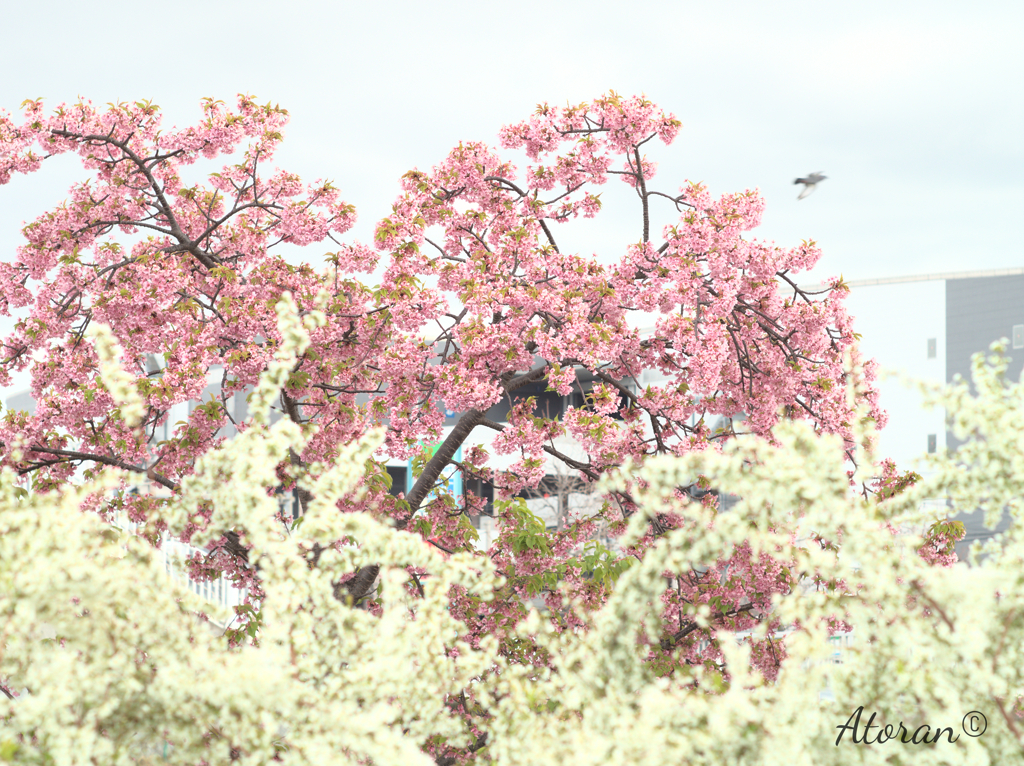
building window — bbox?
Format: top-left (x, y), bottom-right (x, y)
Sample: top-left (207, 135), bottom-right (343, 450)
top-left (464, 476), bottom-right (495, 520)
top-left (385, 466), bottom-right (408, 498)
top-left (927, 338), bottom-right (936, 359)
top-left (927, 434), bottom-right (937, 454)
top-left (1014, 325), bottom-right (1024, 350)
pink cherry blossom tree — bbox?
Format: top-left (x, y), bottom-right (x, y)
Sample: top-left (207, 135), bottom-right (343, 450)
top-left (0, 92), bottom-right (894, 717)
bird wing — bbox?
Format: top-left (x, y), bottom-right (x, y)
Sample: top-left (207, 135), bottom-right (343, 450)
top-left (797, 183), bottom-right (816, 200)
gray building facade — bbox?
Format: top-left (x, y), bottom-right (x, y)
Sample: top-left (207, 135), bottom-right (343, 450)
top-left (944, 273), bottom-right (1024, 560)
top-left (831, 268), bottom-right (1024, 563)
top-left (946, 273), bottom-right (1024, 446)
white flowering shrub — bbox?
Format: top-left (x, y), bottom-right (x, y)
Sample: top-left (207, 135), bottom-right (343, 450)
top-left (2, 311), bottom-right (1023, 764)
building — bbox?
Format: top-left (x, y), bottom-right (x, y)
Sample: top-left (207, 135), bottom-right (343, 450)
top-left (842, 267), bottom-right (1024, 560)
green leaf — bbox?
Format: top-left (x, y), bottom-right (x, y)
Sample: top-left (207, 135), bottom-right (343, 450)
top-left (0, 739), bottom-right (20, 762)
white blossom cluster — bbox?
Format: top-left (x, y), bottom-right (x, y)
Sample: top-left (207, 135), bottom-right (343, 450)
top-left (87, 323), bottom-right (146, 428)
top-left (2, 309), bottom-right (1023, 764)
top-left (247, 291), bottom-right (328, 428)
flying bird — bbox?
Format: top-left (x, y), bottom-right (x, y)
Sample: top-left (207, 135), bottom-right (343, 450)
top-left (794, 171), bottom-right (827, 200)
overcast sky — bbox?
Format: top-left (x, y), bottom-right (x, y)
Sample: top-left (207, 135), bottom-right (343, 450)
top-left (1, 0), bottom-right (1021, 397)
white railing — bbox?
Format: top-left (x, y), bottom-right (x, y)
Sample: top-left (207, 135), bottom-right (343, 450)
top-left (158, 538), bottom-right (249, 610)
top-left (110, 508), bottom-right (248, 612)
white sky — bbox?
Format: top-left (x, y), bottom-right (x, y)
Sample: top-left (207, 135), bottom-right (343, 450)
top-left (1, 0), bottom-right (1021, 398)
